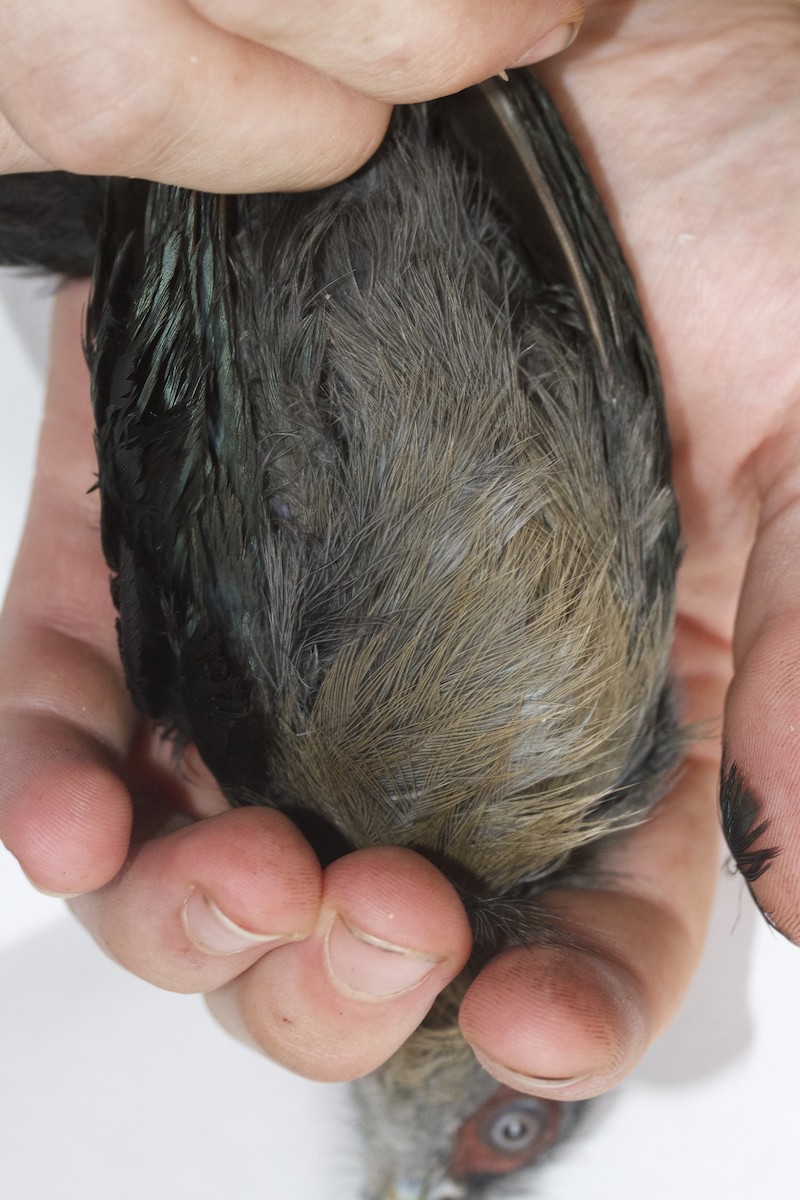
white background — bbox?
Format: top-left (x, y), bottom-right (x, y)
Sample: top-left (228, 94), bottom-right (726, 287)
top-left (1, 271), bottom-right (798, 1199)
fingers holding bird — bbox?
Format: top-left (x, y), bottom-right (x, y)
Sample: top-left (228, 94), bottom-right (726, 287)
top-left (68, 794), bottom-right (472, 1080)
top-left (0, 282), bottom-right (473, 1080)
top-left (68, 802), bottom-right (473, 1080)
top-left (0, 0), bottom-right (581, 189)
top-left (0, 281), bottom-right (718, 1094)
top-left (206, 847), bottom-right (473, 1081)
top-left (0, 0), bottom-right (390, 189)
top-left (185, 0), bottom-right (584, 102)
top-left (459, 752), bottom-right (721, 1101)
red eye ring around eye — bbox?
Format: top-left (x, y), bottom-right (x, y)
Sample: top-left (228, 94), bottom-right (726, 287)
top-left (450, 1085), bottom-right (562, 1180)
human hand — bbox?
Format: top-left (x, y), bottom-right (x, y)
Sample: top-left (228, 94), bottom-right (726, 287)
top-left (1, 0), bottom-right (793, 1102)
top-left (0, 282), bottom-right (477, 1082)
top-left (461, 0), bottom-right (800, 1093)
top-left (463, 0), bottom-right (800, 1092)
top-left (0, 281), bottom-right (712, 1102)
top-left (538, 0), bottom-right (800, 942)
top-left (0, 0), bottom-right (581, 191)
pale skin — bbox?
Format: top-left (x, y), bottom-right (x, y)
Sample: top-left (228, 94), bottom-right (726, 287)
top-left (0, 0), bottom-right (797, 1100)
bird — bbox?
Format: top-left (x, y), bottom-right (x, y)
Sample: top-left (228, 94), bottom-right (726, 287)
top-left (0, 69), bottom-right (680, 1198)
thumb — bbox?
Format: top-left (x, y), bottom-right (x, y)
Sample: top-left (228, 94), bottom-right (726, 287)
top-left (723, 447), bottom-right (800, 942)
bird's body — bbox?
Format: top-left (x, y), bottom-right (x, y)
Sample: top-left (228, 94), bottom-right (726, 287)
top-left (0, 71), bottom-right (680, 1197)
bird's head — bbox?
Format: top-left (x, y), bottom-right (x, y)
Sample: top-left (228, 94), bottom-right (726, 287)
top-left (352, 1021), bottom-right (583, 1199)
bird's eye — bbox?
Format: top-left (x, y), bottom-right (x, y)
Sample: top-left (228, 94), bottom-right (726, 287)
top-left (486, 1101), bottom-right (546, 1153)
top-left (450, 1086), bottom-right (561, 1181)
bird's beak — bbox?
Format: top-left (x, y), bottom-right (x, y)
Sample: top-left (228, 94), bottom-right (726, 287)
top-left (382, 1179), bottom-right (465, 1200)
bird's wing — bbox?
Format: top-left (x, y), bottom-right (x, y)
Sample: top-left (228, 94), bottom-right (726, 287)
top-left (87, 181), bottom-right (272, 794)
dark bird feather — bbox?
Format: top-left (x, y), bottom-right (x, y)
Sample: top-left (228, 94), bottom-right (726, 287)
top-left (719, 755), bottom-right (779, 886)
top-left (0, 70), bottom-right (681, 1198)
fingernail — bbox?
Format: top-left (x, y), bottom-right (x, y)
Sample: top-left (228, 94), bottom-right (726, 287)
top-left (324, 913), bottom-right (442, 1001)
top-left (182, 888), bottom-right (290, 956)
top-left (511, 21), bottom-right (581, 67)
top-left (29, 883), bottom-right (82, 900)
top-left (472, 1047), bottom-right (589, 1092)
